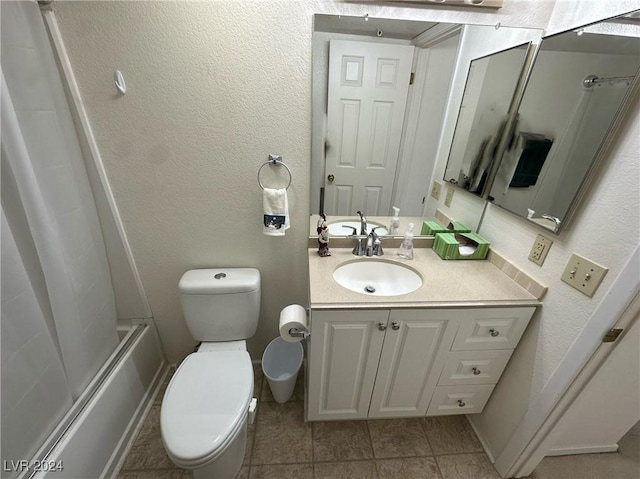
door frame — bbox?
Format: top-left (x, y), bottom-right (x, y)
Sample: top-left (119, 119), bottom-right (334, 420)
top-left (493, 245), bottom-right (640, 477)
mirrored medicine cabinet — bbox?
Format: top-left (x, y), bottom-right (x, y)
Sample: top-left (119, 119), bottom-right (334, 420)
top-left (309, 10), bottom-right (640, 238)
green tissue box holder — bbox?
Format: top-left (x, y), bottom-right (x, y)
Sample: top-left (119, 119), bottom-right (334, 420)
top-left (433, 232), bottom-right (490, 260)
top-left (421, 220), bottom-right (471, 236)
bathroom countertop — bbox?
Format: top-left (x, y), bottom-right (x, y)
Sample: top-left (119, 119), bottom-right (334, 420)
top-left (308, 248), bottom-right (542, 309)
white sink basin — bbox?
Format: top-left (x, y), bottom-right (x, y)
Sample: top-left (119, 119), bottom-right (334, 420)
top-left (327, 221), bottom-right (388, 236)
top-left (333, 261), bottom-right (422, 296)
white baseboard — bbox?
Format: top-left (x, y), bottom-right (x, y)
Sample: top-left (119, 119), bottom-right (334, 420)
top-left (467, 414), bottom-right (496, 463)
top-left (546, 444), bottom-right (619, 456)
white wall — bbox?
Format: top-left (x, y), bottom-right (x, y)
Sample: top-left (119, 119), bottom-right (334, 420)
top-left (548, 315), bottom-right (640, 455)
top-left (395, 32), bottom-right (460, 216)
top-left (53, 0), bottom-right (552, 363)
top-left (52, 0), bottom-right (640, 470)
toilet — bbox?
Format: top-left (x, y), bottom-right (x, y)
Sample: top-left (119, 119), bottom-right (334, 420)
top-left (160, 268), bottom-right (260, 479)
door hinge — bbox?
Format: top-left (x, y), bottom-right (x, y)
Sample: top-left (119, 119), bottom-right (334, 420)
top-left (602, 328), bottom-right (623, 343)
top-left (410, 72), bottom-right (415, 85)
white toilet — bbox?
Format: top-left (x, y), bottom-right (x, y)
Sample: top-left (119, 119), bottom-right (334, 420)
top-left (160, 268), bottom-right (260, 479)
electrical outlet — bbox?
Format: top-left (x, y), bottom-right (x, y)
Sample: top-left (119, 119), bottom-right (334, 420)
top-left (561, 253), bottom-right (608, 297)
top-left (444, 187), bottom-right (454, 207)
top-left (431, 181), bottom-right (442, 200)
top-left (528, 234), bottom-right (553, 266)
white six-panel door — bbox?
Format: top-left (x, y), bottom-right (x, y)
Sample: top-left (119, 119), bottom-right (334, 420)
top-left (324, 40), bottom-right (415, 216)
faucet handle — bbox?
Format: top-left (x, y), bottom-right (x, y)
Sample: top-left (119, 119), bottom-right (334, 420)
top-left (371, 227), bottom-right (384, 256)
top-left (343, 226), bottom-right (358, 236)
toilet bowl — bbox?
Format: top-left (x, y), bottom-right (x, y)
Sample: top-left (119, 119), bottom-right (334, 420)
top-left (161, 346), bottom-right (253, 478)
top-left (160, 268), bottom-right (261, 478)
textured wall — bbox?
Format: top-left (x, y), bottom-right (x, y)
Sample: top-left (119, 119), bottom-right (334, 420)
top-left (53, 0), bottom-right (552, 362)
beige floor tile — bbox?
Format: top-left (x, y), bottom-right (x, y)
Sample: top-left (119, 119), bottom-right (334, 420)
top-left (530, 452), bottom-right (640, 479)
top-left (249, 463), bottom-right (314, 478)
top-left (368, 419), bottom-right (432, 459)
top-left (376, 457), bottom-right (441, 479)
top-left (314, 460), bottom-right (379, 478)
top-left (260, 368), bottom-right (305, 402)
top-left (313, 421), bottom-right (374, 462)
top-left (118, 470), bottom-right (192, 478)
top-left (122, 434), bottom-right (176, 470)
top-left (436, 453), bottom-right (500, 479)
top-left (252, 402), bottom-right (312, 464)
top-left (122, 404), bottom-right (176, 470)
top-left (236, 466), bottom-right (249, 479)
top-left (244, 431), bottom-right (255, 465)
top-left (422, 416), bottom-right (483, 455)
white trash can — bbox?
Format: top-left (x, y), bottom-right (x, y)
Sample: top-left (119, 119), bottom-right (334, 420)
top-left (262, 337), bottom-right (303, 403)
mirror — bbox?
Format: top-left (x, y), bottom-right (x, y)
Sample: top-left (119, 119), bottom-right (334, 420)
top-left (488, 12), bottom-right (640, 234)
top-left (444, 43), bottom-right (531, 196)
top-left (310, 14), bottom-right (543, 236)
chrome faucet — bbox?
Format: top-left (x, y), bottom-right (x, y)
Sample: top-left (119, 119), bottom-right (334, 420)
top-left (356, 210), bottom-right (367, 235)
top-left (343, 226), bottom-right (367, 256)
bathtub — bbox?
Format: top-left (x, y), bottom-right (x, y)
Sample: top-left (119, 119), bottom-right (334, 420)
top-left (27, 320), bottom-right (166, 479)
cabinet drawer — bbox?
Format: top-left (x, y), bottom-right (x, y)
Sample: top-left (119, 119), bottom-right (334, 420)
top-left (451, 307), bottom-right (534, 351)
top-left (438, 350), bottom-right (512, 386)
top-left (426, 385), bottom-right (494, 416)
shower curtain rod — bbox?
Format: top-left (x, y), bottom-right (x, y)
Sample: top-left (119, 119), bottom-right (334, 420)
top-left (583, 74), bottom-right (636, 88)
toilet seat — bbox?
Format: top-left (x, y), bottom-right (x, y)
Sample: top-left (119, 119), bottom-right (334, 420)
top-left (160, 350), bottom-right (253, 468)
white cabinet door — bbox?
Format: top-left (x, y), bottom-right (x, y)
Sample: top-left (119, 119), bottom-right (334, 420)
top-left (368, 310), bottom-right (459, 418)
top-left (307, 309), bottom-right (389, 421)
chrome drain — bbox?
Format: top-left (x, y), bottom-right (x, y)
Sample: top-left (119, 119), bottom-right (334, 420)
top-left (364, 285), bottom-right (376, 294)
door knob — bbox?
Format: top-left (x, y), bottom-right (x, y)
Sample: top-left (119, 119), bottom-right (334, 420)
top-left (378, 322), bottom-right (387, 331)
top-left (391, 322), bottom-right (400, 330)
top-left (327, 174), bottom-right (335, 183)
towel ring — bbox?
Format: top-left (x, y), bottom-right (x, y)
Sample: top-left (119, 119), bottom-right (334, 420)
top-left (257, 155), bottom-right (292, 190)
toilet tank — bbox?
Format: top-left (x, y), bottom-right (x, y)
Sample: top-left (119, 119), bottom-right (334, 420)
top-left (178, 268), bottom-right (260, 342)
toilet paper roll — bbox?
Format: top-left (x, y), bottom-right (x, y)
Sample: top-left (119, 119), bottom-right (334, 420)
top-left (279, 304), bottom-right (308, 343)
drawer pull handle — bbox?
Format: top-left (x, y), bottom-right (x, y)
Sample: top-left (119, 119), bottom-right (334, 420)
top-left (457, 399), bottom-right (466, 407)
top-left (391, 321), bottom-right (400, 331)
top-left (472, 367), bottom-right (481, 375)
top-left (489, 328), bottom-right (500, 337)
top-left (378, 322), bottom-right (387, 331)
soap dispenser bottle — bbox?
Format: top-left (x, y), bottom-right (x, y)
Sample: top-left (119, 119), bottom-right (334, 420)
top-left (389, 206), bottom-right (400, 235)
top-left (397, 222), bottom-right (414, 260)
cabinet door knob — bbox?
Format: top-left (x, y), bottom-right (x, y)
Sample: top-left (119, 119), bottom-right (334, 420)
top-left (457, 399), bottom-right (466, 407)
top-left (391, 321), bottom-right (400, 330)
top-left (378, 322), bottom-right (387, 331)
top-left (489, 328), bottom-right (500, 337)
top-left (472, 367), bottom-right (481, 375)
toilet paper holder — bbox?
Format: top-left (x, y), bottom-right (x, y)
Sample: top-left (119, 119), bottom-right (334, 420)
top-left (288, 327), bottom-right (310, 340)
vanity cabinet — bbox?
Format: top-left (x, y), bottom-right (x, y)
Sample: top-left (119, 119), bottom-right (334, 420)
top-left (307, 307), bottom-right (535, 421)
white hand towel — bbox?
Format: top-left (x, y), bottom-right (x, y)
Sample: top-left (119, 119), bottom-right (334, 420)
top-left (263, 188), bottom-right (290, 236)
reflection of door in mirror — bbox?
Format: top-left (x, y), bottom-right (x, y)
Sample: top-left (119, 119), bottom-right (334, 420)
top-left (324, 40), bottom-right (414, 216)
top-left (489, 25), bottom-right (640, 233)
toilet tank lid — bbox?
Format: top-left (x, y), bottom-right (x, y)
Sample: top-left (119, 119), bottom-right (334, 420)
top-left (179, 268), bottom-right (260, 295)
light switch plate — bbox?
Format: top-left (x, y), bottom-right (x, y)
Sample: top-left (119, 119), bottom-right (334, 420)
top-left (528, 234), bottom-right (552, 266)
top-left (431, 181), bottom-right (442, 200)
top-left (444, 187), bottom-right (454, 207)
top-left (561, 253), bottom-right (608, 297)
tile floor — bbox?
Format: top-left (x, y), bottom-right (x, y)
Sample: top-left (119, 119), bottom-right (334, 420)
top-left (118, 365), bottom-right (639, 479)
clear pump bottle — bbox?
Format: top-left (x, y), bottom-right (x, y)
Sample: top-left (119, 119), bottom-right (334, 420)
top-left (397, 222), bottom-right (415, 260)
top-left (389, 206), bottom-right (400, 235)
